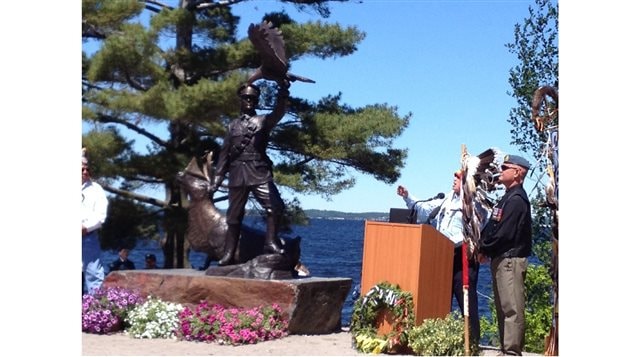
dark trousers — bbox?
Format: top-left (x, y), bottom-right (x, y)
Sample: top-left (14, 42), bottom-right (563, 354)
top-left (452, 245), bottom-right (481, 345)
top-left (226, 181), bottom-right (284, 225)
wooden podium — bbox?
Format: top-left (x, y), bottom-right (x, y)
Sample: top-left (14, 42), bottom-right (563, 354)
top-left (361, 221), bottom-right (454, 325)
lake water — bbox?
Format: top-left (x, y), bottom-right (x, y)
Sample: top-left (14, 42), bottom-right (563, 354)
top-left (99, 217), bottom-right (495, 327)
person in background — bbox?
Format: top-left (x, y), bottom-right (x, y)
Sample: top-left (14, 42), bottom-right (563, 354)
top-left (478, 155), bottom-right (533, 356)
top-left (208, 80), bottom-right (290, 266)
top-left (144, 254), bottom-right (158, 269)
top-left (397, 170), bottom-right (487, 347)
top-left (82, 152), bottom-right (109, 295)
top-left (108, 248), bottom-right (136, 273)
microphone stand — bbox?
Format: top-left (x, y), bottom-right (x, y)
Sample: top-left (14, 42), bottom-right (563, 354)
top-left (409, 194), bottom-right (445, 224)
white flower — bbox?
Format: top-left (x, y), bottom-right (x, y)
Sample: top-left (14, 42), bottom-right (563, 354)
top-left (125, 297), bottom-right (184, 339)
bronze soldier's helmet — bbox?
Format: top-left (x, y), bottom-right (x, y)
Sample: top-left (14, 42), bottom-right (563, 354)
top-left (237, 83), bottom-right (260, 98)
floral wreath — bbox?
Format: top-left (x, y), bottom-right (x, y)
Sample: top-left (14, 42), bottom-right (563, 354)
top-left (350, 281), bottom-right (415, 354)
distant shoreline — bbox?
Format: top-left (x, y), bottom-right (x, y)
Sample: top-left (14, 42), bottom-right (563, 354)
top-left (296, 209), bottom-right (387, 220)
top-left (241, 209), bottom-right (388, 221)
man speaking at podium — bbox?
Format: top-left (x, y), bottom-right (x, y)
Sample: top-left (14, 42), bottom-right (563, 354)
top-left (397, 170), bottom-right (488, 347)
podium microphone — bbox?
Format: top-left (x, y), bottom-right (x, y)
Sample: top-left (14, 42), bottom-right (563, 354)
top-left (408, 193), bottom-right (445, 223)
top-left (417, 192), bottom-right (445, 203)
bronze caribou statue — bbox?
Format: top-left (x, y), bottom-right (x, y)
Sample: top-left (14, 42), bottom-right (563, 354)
top-left (176, 153), bottom-right (306, 279)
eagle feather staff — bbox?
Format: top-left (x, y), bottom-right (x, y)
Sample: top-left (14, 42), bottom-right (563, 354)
top-left (458, 144), bottom-right (503, 355)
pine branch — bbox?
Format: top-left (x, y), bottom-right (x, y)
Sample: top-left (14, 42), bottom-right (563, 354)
top-left (189, 0), bottom-right (245, 11)
top-left (82, 20), bottom-right (107, 39)
top-left (100, 182), bottom-right (168, 208)
top-left (123, 71), bottom-right (149, 91)
top-left (142, 0), bottom-right (174, 12)
top-left (96, 113), bottom-right (168, 147)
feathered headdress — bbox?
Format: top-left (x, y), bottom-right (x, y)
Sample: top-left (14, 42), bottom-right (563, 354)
top-left (464, 147), bottom-right (505, 196)
top-left (460, 146), bottom-right (504, 259)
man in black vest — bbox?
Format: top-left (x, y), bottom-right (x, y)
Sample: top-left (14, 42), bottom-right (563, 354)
top-left (209, 81), bottom-right (290, 266)
top-left (479, 154), bottom-right (532, 356)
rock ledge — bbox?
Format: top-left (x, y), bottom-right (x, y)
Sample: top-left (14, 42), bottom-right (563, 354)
top-left (103, 269), bottom-right (352, 334)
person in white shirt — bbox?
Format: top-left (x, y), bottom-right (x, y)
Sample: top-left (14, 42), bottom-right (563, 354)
top-left (82, 154), bottom-right (109, 295)
top-left (397, 170), bottom-right (488, 347)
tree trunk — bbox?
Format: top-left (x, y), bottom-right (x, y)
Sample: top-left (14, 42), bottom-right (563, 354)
top-left (162, 179), bottom-right (191, 268)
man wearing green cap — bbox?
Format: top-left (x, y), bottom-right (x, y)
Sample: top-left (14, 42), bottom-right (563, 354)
top-left (479, 154), bottom-right (532, 356)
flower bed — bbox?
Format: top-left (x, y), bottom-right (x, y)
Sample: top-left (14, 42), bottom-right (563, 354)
top-left (125, 297), bottom-right (183, 339)
top-left (82, 286), bottom-right (144, 334)
top-left (178, 301), bottom-right (288, 345)
top-left (82, 286), bottom-right (289, 345)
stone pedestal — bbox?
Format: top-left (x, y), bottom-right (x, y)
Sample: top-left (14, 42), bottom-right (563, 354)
top-left (103, 269), bottom-right (351, 335)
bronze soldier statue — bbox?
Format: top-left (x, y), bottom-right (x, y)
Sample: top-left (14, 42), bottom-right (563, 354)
top-left (208, 80), bottom-right (290, 266)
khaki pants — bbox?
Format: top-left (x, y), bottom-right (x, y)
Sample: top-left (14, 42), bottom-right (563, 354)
top-left (491, 256), bottom-right (528, 355)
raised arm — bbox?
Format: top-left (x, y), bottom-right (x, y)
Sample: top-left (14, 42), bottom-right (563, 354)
top-left (265, 81), bottom-right (290, 129)
top-left (397, 185), bottom-right (443, 224)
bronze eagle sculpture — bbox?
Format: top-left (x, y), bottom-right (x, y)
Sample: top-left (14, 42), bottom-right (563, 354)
top-left (247, 21), bottom-right (315, 85)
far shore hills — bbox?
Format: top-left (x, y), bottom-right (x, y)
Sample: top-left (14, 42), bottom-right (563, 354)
top-left (241, 209), bottom-right (388, 221)
top-left (303, 209), bottom-right (387, 220)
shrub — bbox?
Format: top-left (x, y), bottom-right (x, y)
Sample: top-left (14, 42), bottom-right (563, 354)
top-left (407, 311), bottom-right (466, 356)
top-left (524, 264), bottom-right (554, 352)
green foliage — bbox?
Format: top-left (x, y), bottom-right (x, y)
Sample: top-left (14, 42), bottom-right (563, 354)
top-left (480, 264), bottom-right (553, 353)
top-left (87, 23), bottom-right (163, 84)
top-left (524, 264), bottom-right (553, 351)
top-left (530, 191), bottom-right (555, 266)
top-left (82, 0), bottom-right (143, 36)
top-left (280, 197), bottom-right (310, 226)
top-left (283, 21), bottom-right (366, 59)
top-left (407, 311), bottom-right (467, 356)
top-left (81, 127), bottom-right (134, 180)
top-left (480, 296), bottom-right (497, 345)
top-left (505, 0), bottom-right (558, 162)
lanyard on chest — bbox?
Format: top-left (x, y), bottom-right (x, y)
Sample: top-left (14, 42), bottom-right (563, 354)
top-left (230, 115), bottom-right (258, 158)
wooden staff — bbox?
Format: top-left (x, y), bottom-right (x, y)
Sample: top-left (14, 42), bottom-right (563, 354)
top-left (462, 242), bottom-right (470, 355)
top-left (459, 144), bottom-right (472, 356)
top-left (532, 87), bottom-right (558, 355)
